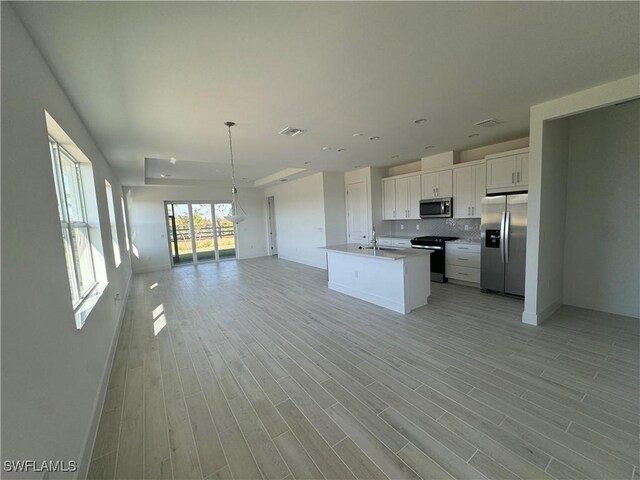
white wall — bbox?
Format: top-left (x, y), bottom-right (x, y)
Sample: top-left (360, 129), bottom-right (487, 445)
top-left (523, 74), bottom-right (640, 325)
top-left (265, 173), bottom-right (328, 269)
top-left (1, 5), bottom-right (132, 478)
top-left (323, 172), bottom-right (347, 246)
top-left (126, 184), bottom-right (268, 273)
top-left (534, 119), bottom-right (570, 319)
top-left (563, 102), bottom-right (640, 317)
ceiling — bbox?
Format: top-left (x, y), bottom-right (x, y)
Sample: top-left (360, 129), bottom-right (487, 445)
top-left (13, 2), bottom-right (640, 187)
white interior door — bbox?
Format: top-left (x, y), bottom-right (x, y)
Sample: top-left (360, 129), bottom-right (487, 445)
top-left (346, 181), bottom-right (369, 244)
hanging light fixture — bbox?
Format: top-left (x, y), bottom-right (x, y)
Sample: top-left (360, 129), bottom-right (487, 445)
top-left (223, 121), bottom-right (246, 224)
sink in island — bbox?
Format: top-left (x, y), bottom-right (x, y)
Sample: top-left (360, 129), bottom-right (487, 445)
top-left (322, 244), bottom-right (432, 314)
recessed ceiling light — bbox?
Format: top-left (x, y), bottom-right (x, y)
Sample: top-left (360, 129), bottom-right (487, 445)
top-left (353, 133), bottom-right (363, 137)
top-left (414, 118), bottom-right (427, 124)
top-left (468, 133), bottom-right (479, 138)
top-left (391, 155), bottom-right (400, 159)
top-left (322, 146), bottom-right (331, 151)
top-left (338, 148), bottom-right (347, 152)
top-left (169, 157), bottom-right (177, 165)
top-left (369, 136), bottom-right (380, 141)
top-left (425, 145), bottom-right (435, 149)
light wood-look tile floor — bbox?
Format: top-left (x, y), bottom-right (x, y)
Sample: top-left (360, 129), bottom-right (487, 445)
top-left (89, 257), bottom-right (639, 480)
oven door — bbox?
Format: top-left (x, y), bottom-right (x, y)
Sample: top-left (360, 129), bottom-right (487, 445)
top-left (411, 245), bottom-right (447, 282)
top-left (420, 198), bottom-right (452, 218)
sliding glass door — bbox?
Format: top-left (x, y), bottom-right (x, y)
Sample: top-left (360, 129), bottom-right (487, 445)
top-left (214, 203), bottom-right (236, 259)
top-left (166, 201), bottom-right (236, 266)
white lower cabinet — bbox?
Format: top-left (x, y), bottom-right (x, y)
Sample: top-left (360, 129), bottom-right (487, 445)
top-left (377, 238), bottom-right (393, 246)
top-left (391, 238), bottom-right (412, 248)
top-left (446, 242), bottom-right (480, 285)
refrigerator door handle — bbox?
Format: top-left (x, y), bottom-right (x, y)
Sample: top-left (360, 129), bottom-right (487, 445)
top-left (504, 211), bottom-right (511, 263)
top-left (500, 211), bottom-right (506, 264)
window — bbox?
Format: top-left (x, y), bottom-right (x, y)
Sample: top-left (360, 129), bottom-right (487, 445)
top-left (49, 138), bottom-right (98, 306)
top-left (105, 180), bottom-right (121, 267)
top-left (121, 196), bottom-right (130, 251)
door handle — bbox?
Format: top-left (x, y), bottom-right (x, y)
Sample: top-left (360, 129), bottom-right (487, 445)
top-left (467, 206), bottom-right (470, 216)
top-left (500, 211), bottom-right (506, 263)
top-left (472, 206), bottom-right (475, 216)
top-left (511, 172), bottom-right (515, 184)
top-left (517, 172), bottom-right (521, 183)
top-left (436, 187), bottom-right (439, 197)
top-left (504, 211), bottom-right (510, 263)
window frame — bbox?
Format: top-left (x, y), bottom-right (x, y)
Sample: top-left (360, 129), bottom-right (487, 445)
top-left (49, 136), bottom-right (99, 308)
top-left (105, 180), bottom-right (122, 268)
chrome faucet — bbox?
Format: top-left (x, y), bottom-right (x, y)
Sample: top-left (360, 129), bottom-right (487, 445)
top-left (371, 226), bottom-right (377, 248)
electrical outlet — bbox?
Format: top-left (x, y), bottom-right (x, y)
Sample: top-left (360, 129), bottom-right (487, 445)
top-left (400, 224), bottom-right (404, 230)
top-left (416, 224), bottom-right (420, 230)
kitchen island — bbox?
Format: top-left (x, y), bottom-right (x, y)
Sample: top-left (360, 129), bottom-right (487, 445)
top-left (323, 244), bottom-right (431, 314)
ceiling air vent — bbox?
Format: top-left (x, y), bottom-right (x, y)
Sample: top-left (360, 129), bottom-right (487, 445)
top-left (474, 118), bottom-right (504, 128)
top-left (279, 127), bottom-right (306, 137)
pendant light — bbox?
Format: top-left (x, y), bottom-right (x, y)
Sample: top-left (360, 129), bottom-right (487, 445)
top-left (224, 121), bottom-right (246, 224)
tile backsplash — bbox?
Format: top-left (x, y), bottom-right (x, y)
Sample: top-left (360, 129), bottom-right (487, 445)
top-left (383, 218), bottom-right (481, 240)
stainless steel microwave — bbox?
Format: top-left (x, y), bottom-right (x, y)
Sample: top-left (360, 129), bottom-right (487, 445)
top-left (419, 198), bottom-right (452, 218)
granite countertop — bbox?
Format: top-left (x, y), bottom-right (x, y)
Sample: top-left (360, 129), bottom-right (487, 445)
top-left (322, 244), bottom-right (432, 261)
top-left (447, 238), bottom-right (481, 244)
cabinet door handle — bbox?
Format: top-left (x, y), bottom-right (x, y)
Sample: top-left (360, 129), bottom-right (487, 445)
top-left (437, 187), bottom-right (439, 197)
top-left (458, 258), bottom-right (468, 261)
top-left (517, 172), bottom-right (521, 183)
top-left (472, 206), bottom-right (475, 216)
top-left (467, 206), bottom-right (470, 216)
top-left (458, 272), bottom-right (468, 276)
top-left (512, 172), bottom-right (515, 183)
top-left (393, 210), bottom-right (396, 218)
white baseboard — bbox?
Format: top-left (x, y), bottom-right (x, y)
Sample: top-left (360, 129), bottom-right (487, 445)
top-left (77, 272), bottom-right (132, 479)
top-left (133, 264), bottom-right (170, 274)
top-left (522, 299), bottom-right (562, 326)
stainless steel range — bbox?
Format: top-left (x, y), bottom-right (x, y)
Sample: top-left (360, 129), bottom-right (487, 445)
top-left (410, 235), bottom-right (459, 282)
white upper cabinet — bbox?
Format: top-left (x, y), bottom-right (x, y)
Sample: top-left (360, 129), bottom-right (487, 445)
top-left (421, 169), bottom-right (452, 199)
top-left (383, 178), bottom-right (397, 219)
top-left (383, 174), bottom-right (421, 220)
top-left (407, 175), bottom-right (421, 219)
top-left (453, 162), bottom-right (486, 218)
top-left (485, 148), bottom-right (529, 193)
top-left (395, 178), bottom-right (409, 219)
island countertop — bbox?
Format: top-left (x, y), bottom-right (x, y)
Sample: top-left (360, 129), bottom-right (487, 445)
top-left (322, 244), bottom-right (432, 261)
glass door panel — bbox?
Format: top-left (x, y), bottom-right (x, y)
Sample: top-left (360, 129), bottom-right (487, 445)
top-left (214, 203), bottom-right (236, 259)
top-left (170, 203), bottom-right (193, 264)
top-left (192, 203), bottom-right (216, 262)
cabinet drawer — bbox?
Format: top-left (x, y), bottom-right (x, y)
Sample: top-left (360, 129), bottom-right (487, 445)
top-left (377, 238), bottom-right (393, 246)
top-left (447, 243), bottom-right (480, 254)
top-left (391, 239), bottom-right (412, 248)
top-left (447, 265), bottom-right (480, 283)
top-left (446, 251), bottom-right (480, 268)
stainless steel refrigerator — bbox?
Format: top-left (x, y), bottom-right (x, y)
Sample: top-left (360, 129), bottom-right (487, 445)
top-left (480, 194), bottom-right (528, 296)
